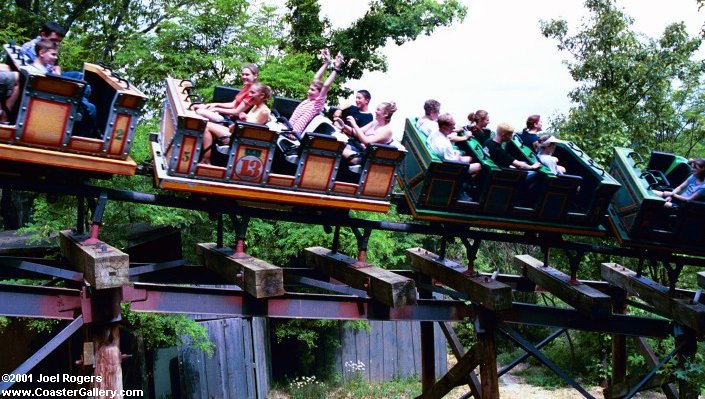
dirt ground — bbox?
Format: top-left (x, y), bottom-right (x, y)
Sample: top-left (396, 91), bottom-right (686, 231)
top-left (442, 356), bottom-right (665, 399)
top-left (267, 355), bottom-right (667, 398)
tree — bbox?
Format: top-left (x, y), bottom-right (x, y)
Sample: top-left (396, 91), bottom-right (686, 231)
top-left (2, 1), bottom-right (468, 376)
top-left (541, 0), bottom-right (704, 164)
top-left (285, 0), bottom-right (467, 96)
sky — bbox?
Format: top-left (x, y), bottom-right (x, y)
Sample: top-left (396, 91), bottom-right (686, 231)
top-left (315, 0), bottom-right (705, 139)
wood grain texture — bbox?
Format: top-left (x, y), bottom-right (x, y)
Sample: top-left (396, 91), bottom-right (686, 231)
top-left (406, 247), bottom-right (512, 311)
top-left (198, 243), bottom-right (284, 298)
top-left (305, 247), bottom-right (416, 307)
top-left (60, 230), bottom-right (129, 289)
top-left (601, 263), bottom-right (705, 333)
top-left (515, 254), bottom-right (612, 318)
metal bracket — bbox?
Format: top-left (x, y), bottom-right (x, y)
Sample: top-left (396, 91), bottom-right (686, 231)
top-left (663, 260), bottom-right (684, 295)
top-left (564, 248), bottom-right (585, 283)
top-left (231, 215), bottom-right (251, 258)
top-left (81, 191), bottom-right (108, 246)
top-left (351, 226), bottom-right (372, 262)
top-left (216, 213), bottom-right (224, 248)
top-left (459, 236), bottom-right (481, 275)
top-left (331, 225), bottom-right (341, 254)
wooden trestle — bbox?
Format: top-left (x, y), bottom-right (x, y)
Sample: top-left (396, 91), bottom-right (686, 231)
top-left (3, 228), bottom-right (705, 398)
top-left (59, 230), bottom-right (129, 396)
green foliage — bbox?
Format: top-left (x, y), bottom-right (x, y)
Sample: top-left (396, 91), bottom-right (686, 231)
top-left (121, 303), bottom-right (213, 356)
top-left (541, 0), bottom-right (705, 164)
top-left (274, 318), bottom-right (338, 350)
top-left (662, 348), bottom-right (705, 393)
top-left (0, 316), bottom-right (9, 332)
top-left (330, 376), bottom-right (421, 398)
top-left (26, 318), bottom-right (60, 333)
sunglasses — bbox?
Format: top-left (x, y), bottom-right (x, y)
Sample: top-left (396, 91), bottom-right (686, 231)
top-left (689, 161), bottom-right (704, 169)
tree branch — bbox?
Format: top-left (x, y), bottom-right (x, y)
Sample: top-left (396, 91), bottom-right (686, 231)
top-left (139, 0), bottom-right (191, 34)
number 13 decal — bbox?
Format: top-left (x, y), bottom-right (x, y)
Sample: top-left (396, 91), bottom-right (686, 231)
top-left (235, 155), bottom-right (264, 181)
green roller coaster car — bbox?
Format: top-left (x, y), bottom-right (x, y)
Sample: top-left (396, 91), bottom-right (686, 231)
top-left (608, 148), bottom-right (705, 256)
top-left (398, 118), bottom-right (621, 236)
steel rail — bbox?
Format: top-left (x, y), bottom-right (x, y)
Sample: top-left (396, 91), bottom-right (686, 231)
top-left (0, 174), bottom-right (703, 267)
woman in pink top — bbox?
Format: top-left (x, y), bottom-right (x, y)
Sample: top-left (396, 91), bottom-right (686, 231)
top-left (288, 49), bottom-right (344, 134)
top-left (192, 64), bottom-right (259, 123)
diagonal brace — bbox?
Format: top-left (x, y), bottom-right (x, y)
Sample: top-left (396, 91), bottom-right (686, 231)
top-left (0, 258), bottom-right (83, 282)
top-left (0, 316), bottom-right (84, 391)
top-left (128, 259), bottom-right (187, 276)
top-left (415, 343), bottom-right (482, 399)
top-left (500, 326), bottom-right (595, 399)
top-left (499, 328), bottom-right (566, 377)
top-left (438, 321), bottom-right (481, 398)
top-left (624, 341), bottom-right (684, 399)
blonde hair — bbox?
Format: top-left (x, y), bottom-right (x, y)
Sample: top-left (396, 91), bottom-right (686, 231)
top-left (251, 82), bottom-right (272, 101)
top-left (310, 81), bottom-right (324, 91)
top-left (379, 101), bottom-right (397, 123)
top-left (496, 122), bottom-right (514, 135)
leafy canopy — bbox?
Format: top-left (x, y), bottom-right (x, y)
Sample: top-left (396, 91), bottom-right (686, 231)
top-left (541, 0), bottom-right (704, 164)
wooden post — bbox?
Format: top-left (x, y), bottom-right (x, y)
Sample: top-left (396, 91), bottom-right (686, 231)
top-left (93, 323), bottom-right (123, 399)
top-left (675, 328), bottom-right (699, 399)
top-left (609, 288), bottom-right (628, 396)
top-left (477, 310), bottom-right (499, 399)
top-left (60, 230), bottom-right (128, 398)
top-left (418, 273), bottom-right (435, 393)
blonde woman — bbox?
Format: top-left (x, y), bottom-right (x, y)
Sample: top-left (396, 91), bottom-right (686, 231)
top-left (342, 101), bottom-right (397, 164)
top-left (201, 82), bottom-right (272, 164)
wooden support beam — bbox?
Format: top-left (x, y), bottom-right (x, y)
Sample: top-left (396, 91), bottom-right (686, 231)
top-left (478, 329), bottom-right (499, 399)
top-left (416, 343), bottom-right (482, 399)
top-left (697, 271), bottom-right (705, 290)
top-left (406, 248), bottom-right (512, 311)
top-left (304, 247), bottom-right (416, 308)
top-left (601, 263), bottom-right (705, 333)
top-left (514, 254), bottom-right (612, 318)
top-left (197, 243), bottom-right (284, 298)
top-left (610, 288), bottom-right (628, 392)
top-left (60, 230), bottom-right (128, 289)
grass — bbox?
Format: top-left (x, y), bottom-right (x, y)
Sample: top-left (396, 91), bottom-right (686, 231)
top-left (329, 376), bottom-right (421, 399)
top-left (269, 375), bottom-right (427, 399)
